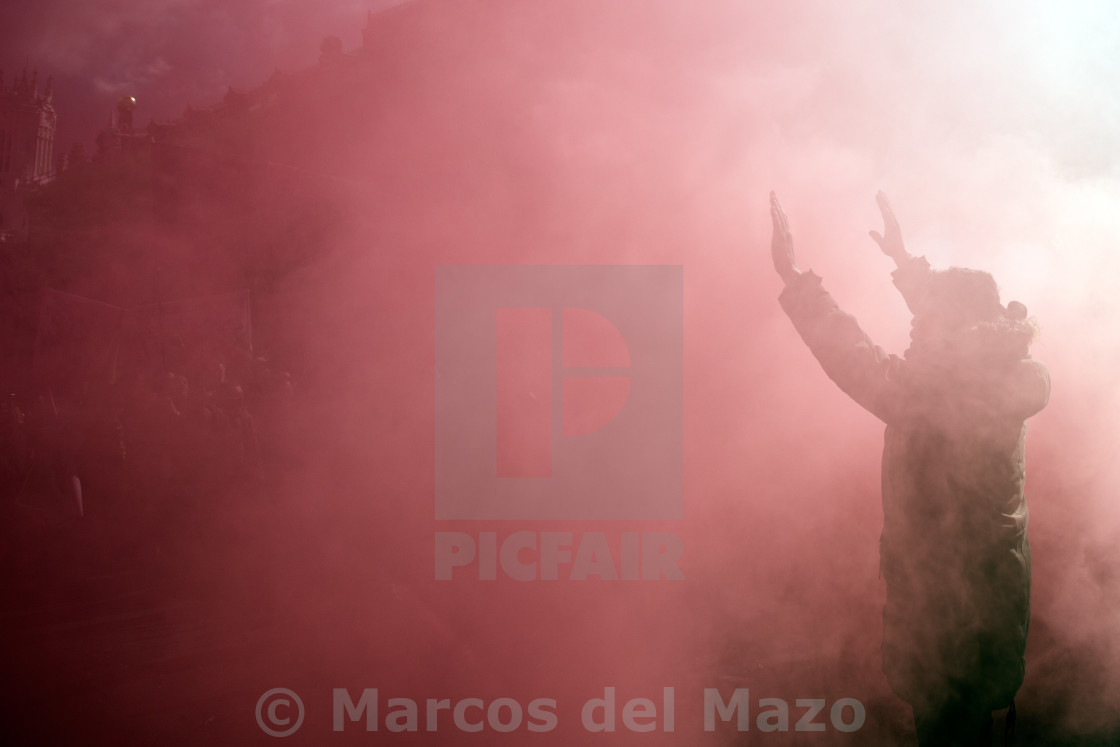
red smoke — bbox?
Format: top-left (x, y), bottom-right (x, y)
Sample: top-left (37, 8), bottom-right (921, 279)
top-left (2, 1), bottom-right (1118, 744)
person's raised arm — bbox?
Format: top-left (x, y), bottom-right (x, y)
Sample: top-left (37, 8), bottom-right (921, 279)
top-left (868, 190), bottom-right (913, 267)
top-left (770, 191), bottom-right (802, 285)
top-left (770, 192), bottom-right (901, 422)
top-left (869, 191), bottom-right (931, 315)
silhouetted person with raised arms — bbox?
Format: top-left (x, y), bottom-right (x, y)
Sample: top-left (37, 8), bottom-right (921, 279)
top-left (770, 191), bottom-right (1050, 746)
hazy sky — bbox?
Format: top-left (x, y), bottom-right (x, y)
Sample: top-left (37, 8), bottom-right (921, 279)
top-left (0, 0), bottom-right (408, 150)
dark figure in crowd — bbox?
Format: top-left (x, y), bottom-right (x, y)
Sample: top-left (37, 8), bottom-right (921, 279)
top-left (769, 192), bottom-right (1050, 745)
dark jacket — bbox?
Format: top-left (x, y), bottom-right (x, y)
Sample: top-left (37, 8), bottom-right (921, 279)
top-left (779, 257), bottom-right (1050, 711)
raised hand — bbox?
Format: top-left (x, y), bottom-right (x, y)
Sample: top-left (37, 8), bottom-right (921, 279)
top-left (770, 191), bottom-right (802, 285)
top-left (868, 191), bottom-right (911, 265)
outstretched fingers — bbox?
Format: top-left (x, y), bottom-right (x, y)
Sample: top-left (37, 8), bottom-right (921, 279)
top-left (769, 191), bottom-right (800, 283)
top-left (875, 190), bottom-right (900, 234)
top-left (771, 192), bottom-right (792, 242)
top-left (870, 190), bottom-right (907, 262)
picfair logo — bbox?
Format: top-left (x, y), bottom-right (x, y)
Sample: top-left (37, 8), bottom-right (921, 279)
top-left (435, 266), bottom-right (682, 520)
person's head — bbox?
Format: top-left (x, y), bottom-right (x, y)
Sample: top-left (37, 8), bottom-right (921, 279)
top-left (907, 267), bottom-right (1037, 361)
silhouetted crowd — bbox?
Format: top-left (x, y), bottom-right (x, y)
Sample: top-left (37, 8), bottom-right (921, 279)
top-left (1, 354), bottom-right (294, 521)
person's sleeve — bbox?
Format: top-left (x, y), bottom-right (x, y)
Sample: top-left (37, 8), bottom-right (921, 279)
top-left (890, 254), bottom-right (933, 315)
top-left (778, 271), bottom-right (901, 423)
top-left (1007, 359), bottom-right (1050, 420)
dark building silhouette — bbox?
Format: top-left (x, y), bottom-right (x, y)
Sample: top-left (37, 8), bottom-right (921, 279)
top-left (0, 68), bottom-right (56, 242)
top-left (0, 67), bottom-right (56, 186)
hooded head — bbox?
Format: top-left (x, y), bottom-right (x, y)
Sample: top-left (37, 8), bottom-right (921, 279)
top-left (906, 267), bottom-right (1037, 363)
